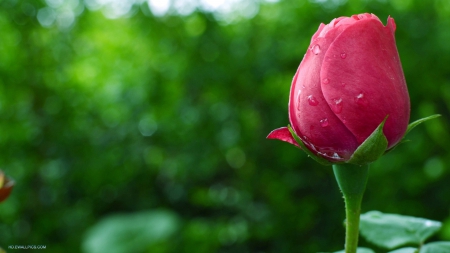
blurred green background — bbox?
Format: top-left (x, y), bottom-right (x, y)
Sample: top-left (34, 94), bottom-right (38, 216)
top-left (0, 0), bottom-right (449, 252)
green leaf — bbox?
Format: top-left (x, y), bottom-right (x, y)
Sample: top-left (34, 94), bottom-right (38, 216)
top-left (388, 247), bottom-right (418, 253)
top-left (331, 247), bottom-right (375, 253)
top-left (359, 211), bottom-right (442, 249)
top-left (348, 116), bottom-right (388, 165)
top-left (405, 114), bottom-right (441, 137)
top-left (82, 209), bottom-right (180, 253)
top-left (420, 242), bottom-right (450, 253)
top-left (287, 125), bottom-right (332, 166)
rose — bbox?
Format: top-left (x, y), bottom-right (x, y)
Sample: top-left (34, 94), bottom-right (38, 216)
top-left (268, 13), bottom-right (410, 163)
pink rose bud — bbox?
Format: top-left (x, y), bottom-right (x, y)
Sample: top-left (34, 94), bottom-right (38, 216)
top-left (268, 13), bottom-right (410, 162)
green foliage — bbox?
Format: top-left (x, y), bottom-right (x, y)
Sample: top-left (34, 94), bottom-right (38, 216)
top-left (319, 247), bottom-right (375, 253)
top-left (387, 248), bottom-right (418, 253)
top-left (388, 242), bottom-right (450, 253)
top-left (360, 211), bottom-right (445, 251)
top-left (333, 247), bottom-right (375, 253)
top-left (420, 242), bottom-right (450, 253)
top-left (83, 210), bottom-right (180, 253)
top-left (0, 0), bottom-right (449, 252)
top-left (328, 210), bottom-right (450, 253)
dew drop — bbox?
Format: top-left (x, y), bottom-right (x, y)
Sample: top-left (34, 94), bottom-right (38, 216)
top-left (330, 98), bottom-right (343, 114)
top-left (341, 82), bottom-right (346, 87)
top-left (323, 78), bottom-right (329, 84)
top-left (312, 44), bottom-right (321, 55)
top-left (297, 92), bottom-right (302, 111)
top-left (355, 93), bottom-right (368, 106)
top-left (340, 53), bottom-right (347, 59)
top-left (320, 118), bottom-right (329, 127)
top-left (307, 95), bottom-right (319, 106)
top-left (332, 152), bottom-right (342, 159)
top-left (317, 149), bottom-right (344, 161)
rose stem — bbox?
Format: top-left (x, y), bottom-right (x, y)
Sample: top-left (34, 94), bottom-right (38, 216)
top-left (332, 163), bottom-right (370, 253)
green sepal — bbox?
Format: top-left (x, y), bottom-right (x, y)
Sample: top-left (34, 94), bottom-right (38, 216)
top-left (348, 116), bottom-right (388, 165)
top-left (287, 125), bottom-right (333, 166)
top-left (405, 114), bottom-right (441, 136)
top-left (387, 114), bottom-right (441, 152)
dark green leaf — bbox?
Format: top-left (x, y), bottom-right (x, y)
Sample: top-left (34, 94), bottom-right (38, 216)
top-left (360, 211), bottom-right (442, 249)
top-left (348, 117), bottom-right (388, 165)
top-left (420, 242), bottom-right (450, 253)
top-left (287, 125), bottom-right (332, 166)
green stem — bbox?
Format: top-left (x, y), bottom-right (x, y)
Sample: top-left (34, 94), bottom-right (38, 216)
top-left (333, 163), bottom-right (370, 253)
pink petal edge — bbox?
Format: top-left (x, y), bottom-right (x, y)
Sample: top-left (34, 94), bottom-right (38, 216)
top-left (266, 127), bottom-right (300, 148)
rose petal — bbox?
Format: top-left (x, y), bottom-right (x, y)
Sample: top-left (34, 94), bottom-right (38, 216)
top-left (321, 17), bottom-right (410, 148)
top-left (266, 127), bottom-right (300, 148)
top-left (288, 24), bottom-right (358, 159)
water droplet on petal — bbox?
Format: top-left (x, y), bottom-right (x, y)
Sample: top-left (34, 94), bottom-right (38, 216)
top-left (330, 98), bottom-right (343, 114)
top-left (317, 149), bottom-right (344, 161)
top-left (340, 53), bottom-right (347, 59)
top-left (312, 44), bottom-right (321, 55)
top-left (323, 78), bottom-right (329, 84)
top-left (341, 82), bottom-right (346, 87)
top-left (355, 93), bottom-right (368, 106)
top-left (307, 95), bottom-right (319, 106)
top-left (332, 152), bottom-right (341, 159)
top-left (320, 118), bottom-right (329, 127)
